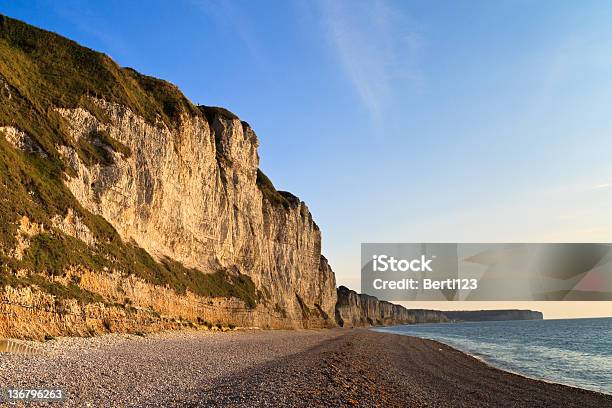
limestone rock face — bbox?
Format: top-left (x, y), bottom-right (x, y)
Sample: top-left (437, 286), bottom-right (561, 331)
top-left (55, 99), bottom-right (336, 328)
top-left (335, 286), bottom-right (449, 327)
top-left (335, 286), bottom-right (544, 327)
top-left (0, 126), bottom-right (46, 157)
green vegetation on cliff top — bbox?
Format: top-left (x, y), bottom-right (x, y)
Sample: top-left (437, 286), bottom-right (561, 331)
top-left (0, 14), bottom-right (199, 126)
top-left (0, 14), bottom-right (259, 307)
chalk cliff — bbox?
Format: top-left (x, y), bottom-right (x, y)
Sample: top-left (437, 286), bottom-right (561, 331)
top-left (0, 16), bottom-right (541, 339)
top-left (53, 99), bottom-right (338, 329)
top-left (0, 15), bottom-right (336, 338)
top-left (335, 286), bottom-right (450, 327)
top-left (335, 286), bottom-right (543, 328)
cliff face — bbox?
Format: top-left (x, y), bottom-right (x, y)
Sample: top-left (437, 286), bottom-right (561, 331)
top-left (335, 286), bottom-right (543, 327)
top-left (0, 16), bottom-right (542, 339)
top-left (54, 99), bottom-right (337, 328)
top-left (0, 15), bottom-right (335, 338)
top-left (0, 98), bottom-right (337, 335)
top-left (335, 286), bottom-right (449, 327)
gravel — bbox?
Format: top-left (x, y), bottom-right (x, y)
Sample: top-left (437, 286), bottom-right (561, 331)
top-left (1, 329), bottom-right (610, 407)
top-left (188, 330), bottom-right (612, 408)
top-left (0, 329), bottom-right (342, 407)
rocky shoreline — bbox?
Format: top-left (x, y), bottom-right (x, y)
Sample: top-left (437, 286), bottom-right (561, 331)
top-left (0, 329), bottom-right (609, 407)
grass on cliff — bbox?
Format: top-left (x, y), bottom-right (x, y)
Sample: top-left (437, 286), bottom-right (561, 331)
top-left (256, 169), bottom-right (298, 208)
top-left (75, 129), bottom-right (131, 167)
top-left (127, 249), bottom-right (259, 309)
top-left (0, 13), bottom-right (183, 242)
top-left (0, 15), bottom-right (262, 307)
top-left (0, 268), bottom-right (106, 305)
top-left (256, 169), bottom-right (318, 233)
top-left (0, 15), bottom-right (200, 127)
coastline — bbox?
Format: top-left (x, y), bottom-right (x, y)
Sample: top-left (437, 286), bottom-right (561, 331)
top-left (386, 332), bottom-right (610, 398)
top-left (1, 329), bottom-right (610, 407)
top-left (440, 340), bottom-right (607, 396)
top-left (372, 318), bottom-right (612, 396)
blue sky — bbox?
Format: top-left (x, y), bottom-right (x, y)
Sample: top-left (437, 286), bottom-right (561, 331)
top-left (3, 0), bottom-right (612, 291)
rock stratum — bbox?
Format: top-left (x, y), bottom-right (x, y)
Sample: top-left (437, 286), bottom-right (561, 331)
top-left (335, 286), bottom-right (543, 327)
top-left (0, 16), bottom-right (541, 339)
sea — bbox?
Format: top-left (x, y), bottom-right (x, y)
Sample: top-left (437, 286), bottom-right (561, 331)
top-left (372, 317), bottom-right (612, 395)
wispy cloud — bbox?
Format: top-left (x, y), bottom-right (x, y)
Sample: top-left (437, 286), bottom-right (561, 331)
top-left (589, 181), bottom-right (612, 190)
top-left (317, 0), bottom-right (422, 122)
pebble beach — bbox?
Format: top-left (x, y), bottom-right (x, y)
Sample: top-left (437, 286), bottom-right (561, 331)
top-left (0, 329), bottom-right (610, 407)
